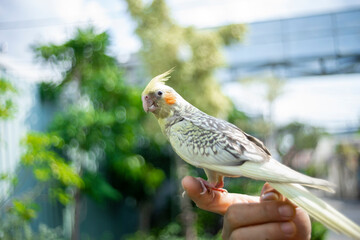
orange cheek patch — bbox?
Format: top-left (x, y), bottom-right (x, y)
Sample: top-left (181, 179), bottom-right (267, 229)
top-left (164, 93), bottom-right (176, 105)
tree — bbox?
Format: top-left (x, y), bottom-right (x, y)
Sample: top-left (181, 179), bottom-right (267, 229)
top-left (124, 0), bottom-right (246, 118)
top-left (33, 27), bottom-right (169, 239)
top-left (276, 122), bottom-right (325, 170)
top-left (123, 0), bottom-right (247, 238)
top-left (240, 73), bottom-right (286, 155)
top-left (0, 78), bottom-right (17, 119)
top-left (0, 80), bottom-right (70, 239)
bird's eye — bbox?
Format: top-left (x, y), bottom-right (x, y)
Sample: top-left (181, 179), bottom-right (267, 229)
top-left (157, 91), bottom-right (163, 96)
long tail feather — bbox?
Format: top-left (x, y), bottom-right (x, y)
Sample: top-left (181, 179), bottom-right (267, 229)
top-left (241, 158), bottom-right (336, 192)
top-left (269, 182), bottom-right (360, 240)
top-left (204, 158), bottom-right (335, 192)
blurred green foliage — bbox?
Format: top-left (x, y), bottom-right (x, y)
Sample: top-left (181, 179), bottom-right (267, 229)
top-left (0, 191), bottom-right (65, 240)
top-left (39, 82), bottom-right (62, 102)
top-left (0, 219), bottom-right (65, 240)
top-left (277, 122), bottom-right (324, 153)
top-left (33, 27), bottom-right (170, 204)
top-left (125, 221), bottom-right (222, 240)
top-left (0, 91), bottom-right (66, 239)
top-left (0, 133), bottom-right (77, 239)
top-left (125, 222), bottom-right (183, 240)
top-left (241, 74), bottom-right (285, 104)
top-left (21, 132), bottom-right (84, 205)
top-left (10, 199), bottom-right (39, 221)
top-left (0, 1), bottom-right (334, 239)
top-left (0, 78), bottom-right (17, 119)
top-left (0, 173), bottom-right (18, 187)
top-left (27, 26), bottom-right (177, 239)
top-left (122, 0), bottom-right (265, 238)
top-left (34, 28), bottom-right (169, 201)
top-left (227, 105), bottom-right (270, 139)
top-left (311, 220), bottom-right (328, 240)
top-left (124, 0), bottom-right (246, 118)
top-left (336, 142), bottom-right (359, 161)
top-left (276, 122), bottom-right (325, 170)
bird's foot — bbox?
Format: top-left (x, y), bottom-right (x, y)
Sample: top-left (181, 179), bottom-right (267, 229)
top-left (196, 178), bottom-right (228, 196)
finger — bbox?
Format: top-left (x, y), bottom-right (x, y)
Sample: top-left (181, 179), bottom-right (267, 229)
top-left (260, 182), bottom-right (274, 196)
top-left (223, 201), bottom-right (296, 235)
top-left (292, 207), bottom-right (312, 239)
top-left (259, 183), bottom-right (311, 239)
top-left (224, 221), bottom-right (296, 240)
top-left (181, 176), bottom-right (259, 215)
top-left (260, 182), bottom-right (283, 202)
top-left (260, 183), bottom-right (300, 210)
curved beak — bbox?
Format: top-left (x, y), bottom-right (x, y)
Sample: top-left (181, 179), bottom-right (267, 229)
top-left (142, 95), bottom-right (157, 113)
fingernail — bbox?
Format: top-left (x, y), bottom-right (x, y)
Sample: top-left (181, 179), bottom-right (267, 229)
top-left (261, 192), bottom-right (279, 201)
top-left (278, 205), bottom-right (294, 218)
top-left (280, 222), bottom-right (295, 236)
top-left (182, 191), bottom-right (186, 198)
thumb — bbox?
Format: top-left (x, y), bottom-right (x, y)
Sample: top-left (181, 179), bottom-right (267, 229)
top-left (182, 176), bottom-right (259, 215)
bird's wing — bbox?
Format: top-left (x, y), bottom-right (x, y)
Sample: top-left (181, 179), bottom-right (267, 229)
top-left (168, 115), bottom-right (270, 169)
top-left (183, 111), bottom-right (271, 157)
top-left (168, 112), bottom-right (335, 191)
top-left (189, 111), bottom-right (271, 158)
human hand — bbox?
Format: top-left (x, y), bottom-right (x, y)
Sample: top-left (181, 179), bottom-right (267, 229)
top-left (182, 176), bottom-right (311, 240)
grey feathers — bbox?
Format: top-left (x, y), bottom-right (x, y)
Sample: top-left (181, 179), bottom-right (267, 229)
top-left (166, 104), bottom-right (271, 168)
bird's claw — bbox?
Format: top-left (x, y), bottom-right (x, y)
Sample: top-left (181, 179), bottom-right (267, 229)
top-left (197, 177), bottom-right (209, 195)
top-left (196, 177), bottom-right (227, 197)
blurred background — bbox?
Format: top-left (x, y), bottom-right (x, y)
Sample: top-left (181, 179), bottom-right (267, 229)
top-left (1, 0), bottom-right (360, 239)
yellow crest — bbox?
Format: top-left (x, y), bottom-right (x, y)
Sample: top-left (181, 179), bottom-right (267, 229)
top-left (142, 68), bottom-right (174, 95)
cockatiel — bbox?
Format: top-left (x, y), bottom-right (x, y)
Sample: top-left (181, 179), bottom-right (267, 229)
top-left (141, 69), bottom-right (360, 239)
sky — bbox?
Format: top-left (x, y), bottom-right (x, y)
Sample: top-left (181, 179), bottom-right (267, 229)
top-left (0, 0), bottom-right (360, 132)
